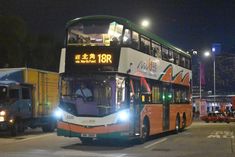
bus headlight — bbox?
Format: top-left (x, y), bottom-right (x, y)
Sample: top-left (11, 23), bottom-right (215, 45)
top-left (53, 108), bottom-right (63, 119)
top-left (117, 110), bottom-right (130, 122)
top-left (0, 111), bottom-right (6, 116)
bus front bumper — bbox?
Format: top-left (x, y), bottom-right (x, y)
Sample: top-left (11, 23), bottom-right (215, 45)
top-left (57, 121), bottom-right (134, 140)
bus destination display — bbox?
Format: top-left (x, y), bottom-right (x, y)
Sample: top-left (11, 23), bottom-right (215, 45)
top-left (75, 53), bottom-right (112, 64)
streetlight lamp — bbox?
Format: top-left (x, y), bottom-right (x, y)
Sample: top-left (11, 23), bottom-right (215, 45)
top-left (141, 19), bottom-right (150, 28)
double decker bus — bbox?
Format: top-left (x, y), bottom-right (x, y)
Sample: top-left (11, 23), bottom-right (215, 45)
top-left (57, 15), bottom-right (192, 143)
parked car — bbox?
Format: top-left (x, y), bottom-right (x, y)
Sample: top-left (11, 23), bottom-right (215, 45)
top-left (217, 112), bottom-right (229, 123)
top-left (227, 112), bottom-right (235, 122)
top-left (201, 112), bottom-right (219, 123)
top-left (201, 112), bottom-right (231, 123)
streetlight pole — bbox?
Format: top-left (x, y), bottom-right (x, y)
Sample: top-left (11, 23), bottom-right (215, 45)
top-left (213, 50), bottom-right (216, 112)
top-left (204, 50), bottom-right (216, 112)
top-left (199, 62), bottom-right (202, 100)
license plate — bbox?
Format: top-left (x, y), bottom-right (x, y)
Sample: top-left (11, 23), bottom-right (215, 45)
top-left (81, 133), bottom-right (96, 138)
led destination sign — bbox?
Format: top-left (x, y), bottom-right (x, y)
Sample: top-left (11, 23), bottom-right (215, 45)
top-left (75, 53), bottom-right (112, 64)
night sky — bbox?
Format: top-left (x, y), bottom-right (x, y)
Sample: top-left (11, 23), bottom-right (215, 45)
top-left (1, 0), bottom-right (235, 53)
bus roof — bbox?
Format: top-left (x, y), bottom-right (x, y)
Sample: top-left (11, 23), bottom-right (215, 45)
top-left (66, 15), bottom-right (190, 57)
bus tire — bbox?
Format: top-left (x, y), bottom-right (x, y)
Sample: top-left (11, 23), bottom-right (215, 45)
top-left (175, 115), bottom-right (180, 134)
top-left (181, 113), bottom-right (186, 131)
top-left (139, 117), bottom-right (150, 143)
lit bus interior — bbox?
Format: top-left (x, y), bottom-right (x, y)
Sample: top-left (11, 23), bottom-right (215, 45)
top-left (60, 74), bottom-right (128, 117)
top-left (67, 20), bottom-right (124, 46)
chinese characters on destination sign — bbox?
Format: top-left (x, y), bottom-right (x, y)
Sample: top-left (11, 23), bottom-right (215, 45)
top-left (75, 53), bottom-right (112, 64)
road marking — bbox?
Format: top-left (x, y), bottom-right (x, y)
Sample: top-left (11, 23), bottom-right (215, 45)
top-left (116, 154), bottom-right (127, 157)
top-left (54, 150), bottom-right (126, 157)
top-left (13, 133), bottom-right (54, 143)
top-left (207, 131), bottom-right (234, 139)
top-left (144, 138), bottom-right (167, 149)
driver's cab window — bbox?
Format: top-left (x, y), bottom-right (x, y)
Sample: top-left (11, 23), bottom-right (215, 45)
top-left (9, 88), bottom-right (19, 99)
top-left (22, 87), bottom-right (31, 99)
top-left (75, 83), bottom-right (93, 101)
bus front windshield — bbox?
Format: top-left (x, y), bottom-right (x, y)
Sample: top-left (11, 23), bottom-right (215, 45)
top-left (60, 75), bottom-right (127, 117)
top-left (67, 20), bottom-right (123, 46)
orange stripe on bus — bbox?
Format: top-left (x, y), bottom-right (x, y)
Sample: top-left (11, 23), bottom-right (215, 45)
top-left (57, 121), bottom-right (70, 130)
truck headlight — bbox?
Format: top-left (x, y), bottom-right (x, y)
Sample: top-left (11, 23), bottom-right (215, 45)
top-left (117, 109), bottom-right (130, 122)
top-left (0, 116), bottom-right (4, 122)
top-left (0, 111), bottom-right (6, 116)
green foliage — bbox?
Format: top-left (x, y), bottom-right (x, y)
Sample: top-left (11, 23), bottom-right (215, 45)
top-left (0, 16), bottom-right (61, 71)
top-left (0, 16), bottom-right (27, 67)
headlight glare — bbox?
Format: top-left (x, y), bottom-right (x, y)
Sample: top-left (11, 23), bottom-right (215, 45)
top-left (53, 108), bottom-right (63, 119)
top-left (0, 111), bottom-right (6, 116)
top-left (117, 110), bottom-right (130, 122)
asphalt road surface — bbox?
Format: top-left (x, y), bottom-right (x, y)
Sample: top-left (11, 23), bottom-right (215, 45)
top-left (0, 121), bottom-right (235, 157)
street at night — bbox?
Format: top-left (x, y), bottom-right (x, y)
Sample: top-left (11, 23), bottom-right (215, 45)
top-left (1, 121), bottom-right (234, 157)
top-left (1, 1), bottom-right (235, 157)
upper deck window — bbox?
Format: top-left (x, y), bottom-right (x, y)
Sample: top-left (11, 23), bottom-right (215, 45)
top-left (67, 20), bottom-right (123, 46)
top-left (162, 47), bottom-right (169, 61)
top-left (123, 29), bottom-right (131, 45)
top-left (151, 42), bottom-right (161, 58)
top-left (131, 31), bottom-right (140, 49)
top-left (173, 52), bottom-right (180, 65)
top-left (140, 36), bottom-right (150, 54)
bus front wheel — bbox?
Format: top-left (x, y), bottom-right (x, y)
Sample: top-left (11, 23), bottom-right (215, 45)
top-left (140, 118), bottom-right (149, 143)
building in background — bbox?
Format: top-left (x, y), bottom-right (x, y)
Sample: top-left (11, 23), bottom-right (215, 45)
top-left (192, 47), bottom-right (235, 114)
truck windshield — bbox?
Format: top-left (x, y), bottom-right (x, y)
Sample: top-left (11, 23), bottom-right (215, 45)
top-left (67, 20), bottom-right (123, 46)
top-left (60, 74), bottom-right (127, 117)
top-left (0, 86), bottom-right (7, 99)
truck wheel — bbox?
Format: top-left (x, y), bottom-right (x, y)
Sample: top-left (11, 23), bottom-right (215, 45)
top-left (10, 122), bottom-right (19, 136)
top-left (18, 121), bottom-right (25, 133)
top-left (42, 122), bottom-right (56, 133)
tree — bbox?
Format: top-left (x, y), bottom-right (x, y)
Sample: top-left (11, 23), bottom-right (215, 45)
top-left (0, 15), bottom-right (61, 71)
top-left (0, 16), bottom-right (27, 67)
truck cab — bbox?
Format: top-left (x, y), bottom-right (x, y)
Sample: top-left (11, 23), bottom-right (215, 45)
top-left (0, 81), bottom-right (33, 135)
